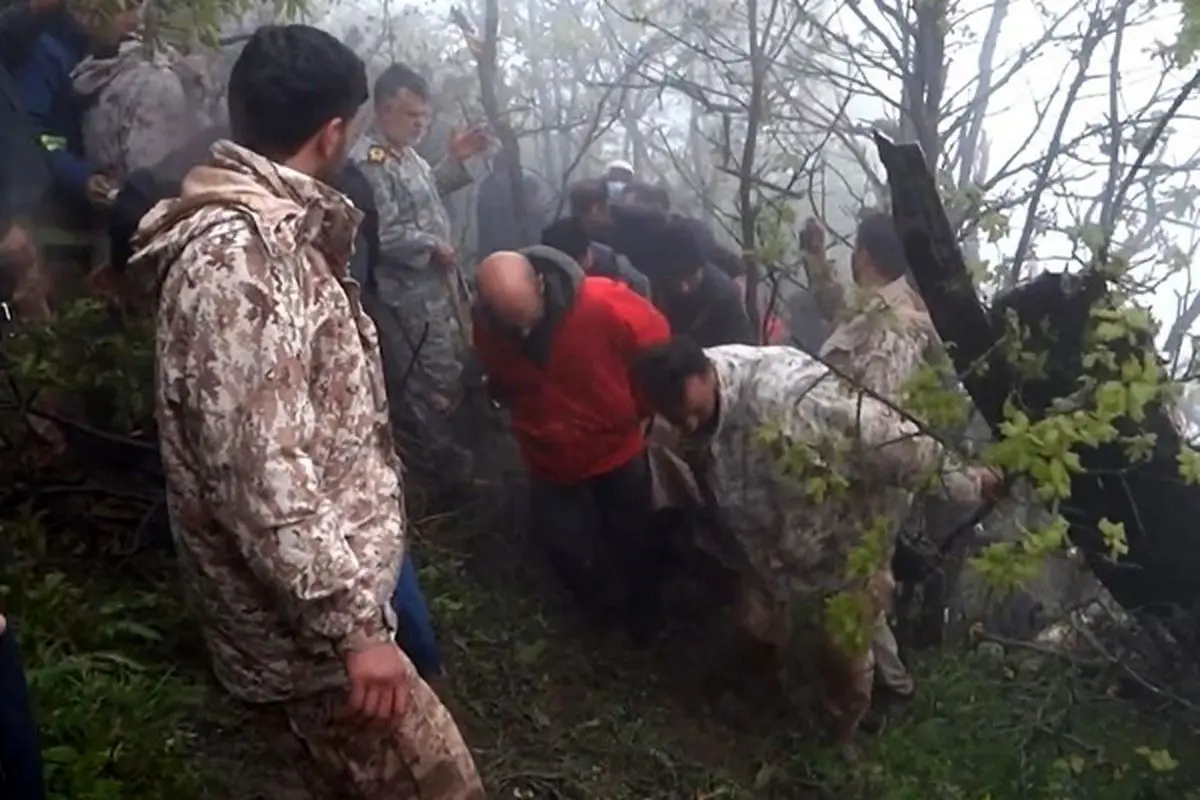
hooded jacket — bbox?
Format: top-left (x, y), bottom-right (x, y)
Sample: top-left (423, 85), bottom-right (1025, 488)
top-left (71, 37), bottom-right (193, 183)
top-left (130, 140), bottom-right (403, 703)
top-left (472, 244), bottom-right (670, 484)
top-left (109, 123), bottom-right (227, 273)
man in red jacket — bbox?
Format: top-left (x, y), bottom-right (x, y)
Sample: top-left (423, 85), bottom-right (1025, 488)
top-left (473, 246), bottom-right (671, 641)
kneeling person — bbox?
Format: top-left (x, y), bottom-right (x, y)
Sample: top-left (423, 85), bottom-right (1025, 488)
top-left (472, 247), bottom-right (670, 640)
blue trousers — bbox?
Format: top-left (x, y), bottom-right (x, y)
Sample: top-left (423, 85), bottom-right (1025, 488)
top-left (0, 625), bottom-right (46, 800)
top-left (390, 553), bottom-right (444, 679)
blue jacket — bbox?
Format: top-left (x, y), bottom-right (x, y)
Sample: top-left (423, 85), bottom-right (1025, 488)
top-left (12, 12), bottom-right (90, 201)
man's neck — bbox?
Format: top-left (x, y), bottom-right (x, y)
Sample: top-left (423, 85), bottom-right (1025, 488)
top-left (375, 127), bottom-right (411, 154)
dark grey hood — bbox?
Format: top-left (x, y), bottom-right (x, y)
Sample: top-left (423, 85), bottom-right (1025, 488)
top-left (520, 244), bottom-right (585, 318)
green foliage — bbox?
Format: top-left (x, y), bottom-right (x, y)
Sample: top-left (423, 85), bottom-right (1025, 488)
top-left (758, 422), bottom-right (890, 656)
top-left (1177, 0), bottom-right (1200, 65)
top-left (4, 299), bottom-right (155, 434)
top-left (809, 649), bottom-right (1200, 799)
top-left (414, 528), bottom-right (1200, 799)
top-left (0, 511), bottom-right (215, 799)
top-left (155, 0), bottom-right (308, 47)
top-left (966, 299), bottom-right (1173, 586)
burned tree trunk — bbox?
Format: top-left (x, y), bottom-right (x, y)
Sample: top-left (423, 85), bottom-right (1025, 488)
top-left (874, 133), bottom-right (1200, 645)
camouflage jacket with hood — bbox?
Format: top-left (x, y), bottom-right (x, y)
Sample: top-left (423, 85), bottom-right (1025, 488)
top-left (687, 345), bottom-right (981, 625)
top-left (71, 37), bottom-right (196, 183)
top-left (130, 140), bottom-right (404, 703)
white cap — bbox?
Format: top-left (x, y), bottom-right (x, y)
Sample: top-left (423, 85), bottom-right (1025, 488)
top-left (606, 159), bottom-right (634, 176)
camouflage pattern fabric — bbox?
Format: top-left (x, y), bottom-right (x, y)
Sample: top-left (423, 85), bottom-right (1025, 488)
top-left (72, 38), bottom-right (196, 183)
top-left (821, 277), bottom-right (937, 693)
top-left (133, 139), bottom-right (405, 702)
top-left (684, 345), bottom-right (981, 742)
top-left (131, 140), bottom-right (482, 797)
top-left (683, 345), bottom-right (981, 637)
top-left (819, 277), bottom-right (936, 397)
top-left (286, 673), bottom-right (485, 799)
top-left (351, 129), bottom-right (475, 486)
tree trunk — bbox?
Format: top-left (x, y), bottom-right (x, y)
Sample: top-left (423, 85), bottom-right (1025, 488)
top-left (874, 134), bottom-right (1200, 648)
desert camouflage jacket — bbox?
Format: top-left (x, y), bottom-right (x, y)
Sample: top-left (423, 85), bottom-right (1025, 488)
top-left (131, 140), bottom-right (405, 703)
top-left (72, 37), bottom-right (196, 183)
top-left (351, 128), bottom-right (472, 276)
top-left (688, 345), bottom-right (981, 615)
top-left (819, 276), bottom-right (937, 400)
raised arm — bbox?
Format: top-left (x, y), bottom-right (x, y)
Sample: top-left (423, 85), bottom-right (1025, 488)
top-left (431, 156), bottom-right (472, 197)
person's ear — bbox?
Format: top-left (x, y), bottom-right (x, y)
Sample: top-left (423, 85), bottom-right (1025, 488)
top-left (318, 118), bottom-right (348, 160)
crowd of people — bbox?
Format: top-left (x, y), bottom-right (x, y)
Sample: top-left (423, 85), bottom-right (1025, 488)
top-left (0, 5), bottom-right (1008, 797)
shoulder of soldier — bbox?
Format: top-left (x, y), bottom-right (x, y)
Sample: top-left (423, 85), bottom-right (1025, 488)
top-left (152, 207), bottom-right (284, 294)
top-left (351, 133), bottom-right (392, 169)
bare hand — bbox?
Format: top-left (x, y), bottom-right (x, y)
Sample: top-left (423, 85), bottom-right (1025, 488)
top-left (447, 124), bottom-right (491, 163)
top-left (0, 220), bottom-right (34, 260)
top-left (432, 240), bottom-right (457, 268)
top-left (800, 217), bottom-right (826, 254)
top-left (0, 613), bottom-right (7, 636)
top-left (342, 640), bottom-right (412, 724)
top-left (973, 466), bottom-right (1004, 503)
top-left (86, 173), bottom-right (118, 209)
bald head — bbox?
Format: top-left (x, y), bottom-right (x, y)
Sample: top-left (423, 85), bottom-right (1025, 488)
top-left (477, 251), bottom-right (544, 333)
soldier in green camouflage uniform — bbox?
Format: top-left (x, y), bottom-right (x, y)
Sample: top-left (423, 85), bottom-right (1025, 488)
top-left (351, 63), bottom-right (489, 492)
top-left (634, 339), bottom-right (997, 753)
top-left (131, 27), bottom-right (483, 798)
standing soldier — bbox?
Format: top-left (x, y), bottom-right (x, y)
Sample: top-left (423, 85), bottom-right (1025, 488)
top-left (71, 29), bottom-right (197, 186)
top-left (352, 63), bottom-right (490, 495)
top-left (818, 212), bottom-right (947, 706)
top-left (130, 26), bottom-right (483, 798)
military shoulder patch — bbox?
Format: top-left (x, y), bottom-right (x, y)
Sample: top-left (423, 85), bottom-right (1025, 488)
top-left (366, 145), bottom-right (388, 164)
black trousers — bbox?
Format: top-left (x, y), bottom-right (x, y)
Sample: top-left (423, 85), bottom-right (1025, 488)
top-left (528, 450), bottom-right (666, 636)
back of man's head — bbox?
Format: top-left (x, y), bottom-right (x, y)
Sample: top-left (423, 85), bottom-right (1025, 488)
top-left (568, 178), bottom-right (608, 217)
top-left (622, 181), bottom-right (670, 212)
top-left (540, 217), bottom-right (590, 263)
top-left (855, 211), bottom-right (909, 281)
top-left (657, 216), bottom-right (705, 283)
top-left (227, 25), bottom-right (367, 161)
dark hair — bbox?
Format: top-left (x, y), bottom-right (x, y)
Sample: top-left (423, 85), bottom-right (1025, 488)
top-left (568, 179), bottom-right (608, 217)
top-left (623, 181), bottom-right (670, 211)
top-left (374, 63), bottom-right (429, 105)
top-left (855, 211), bottom-right (909, 281)
top-left (541, 217), bottom-right (590, 262)
top-left (632, 336), bottom-right (711, 417)
top-left (227, 25), bottom-right (367, 159)
top-left (710, 244), bottom-right (745, 279)
top-left (657, 217), bottom-right (706, 282)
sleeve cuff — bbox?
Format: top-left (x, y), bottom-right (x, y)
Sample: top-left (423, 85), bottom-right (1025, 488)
top-left (333, 612), bottom-right (393, 656)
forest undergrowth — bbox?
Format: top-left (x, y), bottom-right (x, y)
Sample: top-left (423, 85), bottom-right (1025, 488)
top-left (4, 485), bottom-right (1200, 800)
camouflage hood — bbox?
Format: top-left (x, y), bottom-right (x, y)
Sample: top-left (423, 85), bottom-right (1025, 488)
top-left (71, 36), bottom-right (180, 97)
top-left (130, 140), bottom-right (362, 284)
